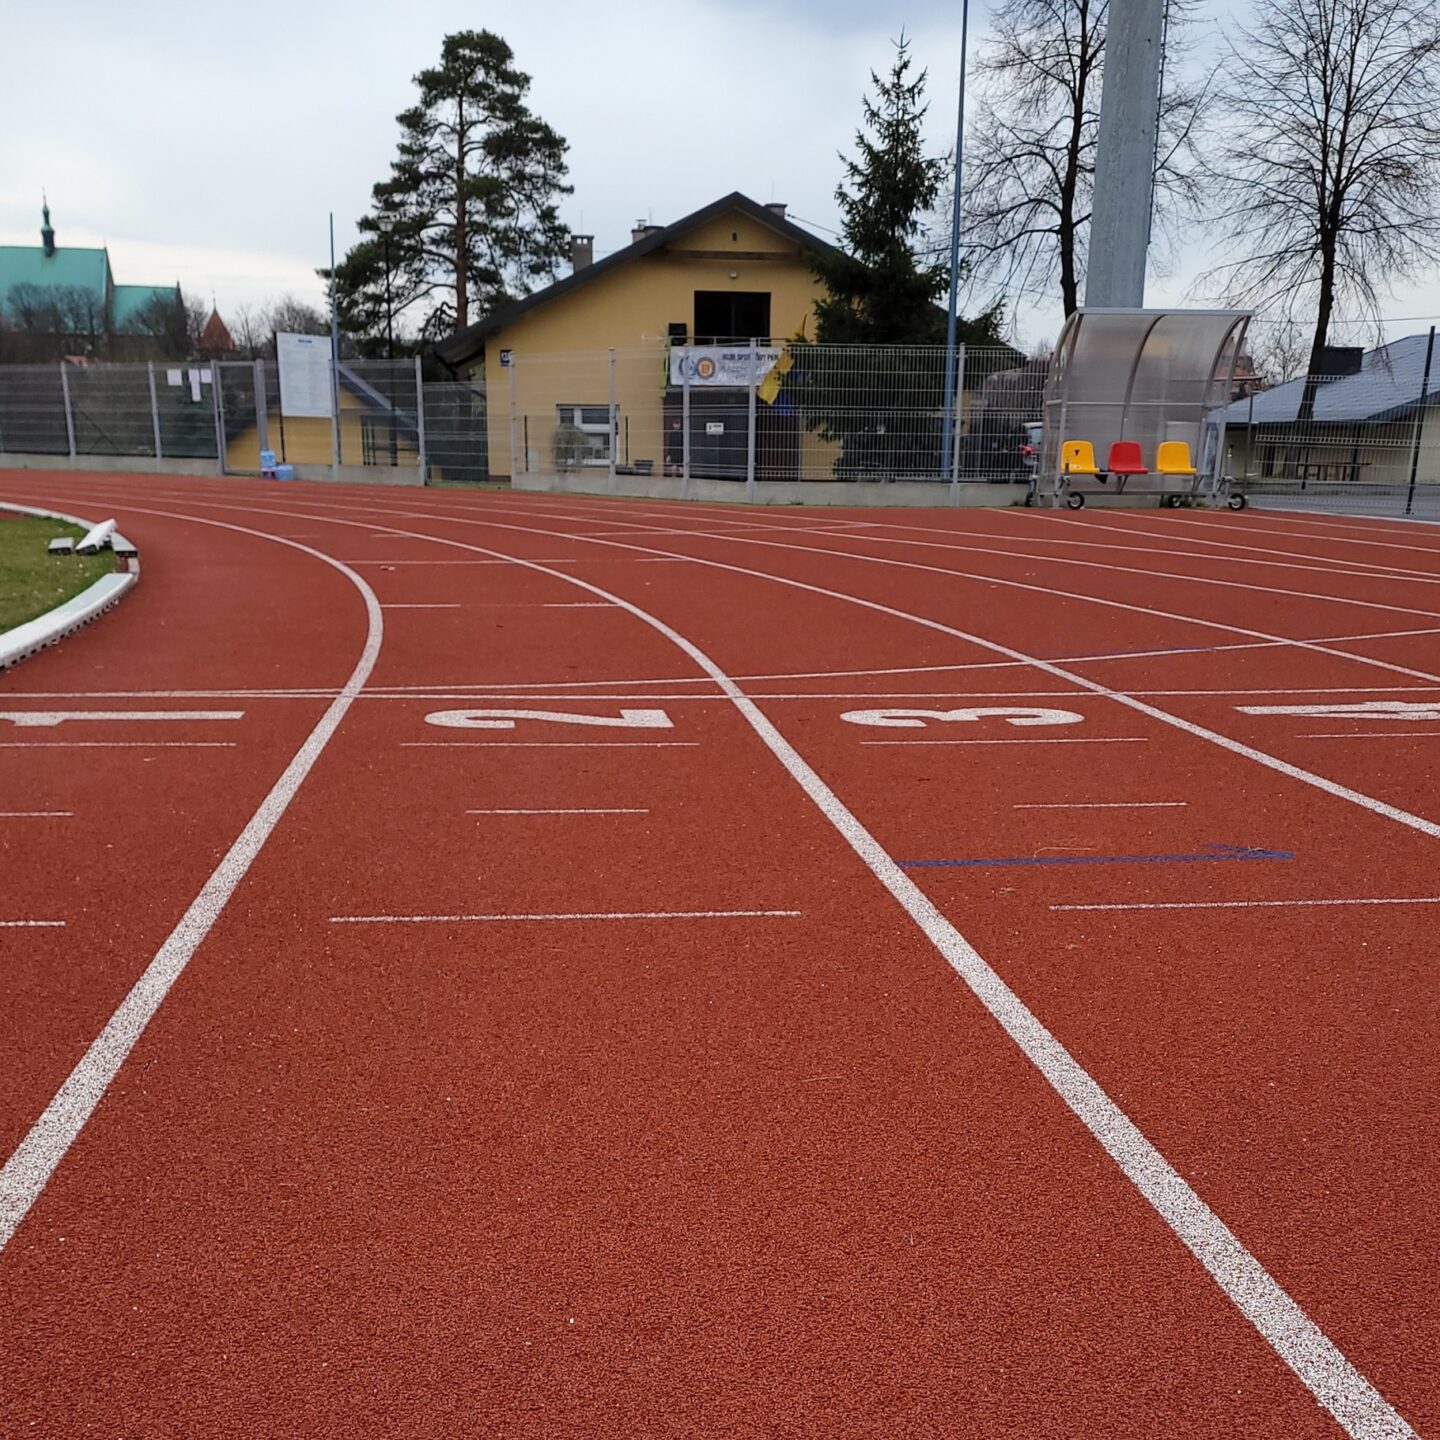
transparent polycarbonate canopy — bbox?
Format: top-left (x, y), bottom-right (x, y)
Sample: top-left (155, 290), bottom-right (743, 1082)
top-left (1041, 308), bottom-right (1251, 480)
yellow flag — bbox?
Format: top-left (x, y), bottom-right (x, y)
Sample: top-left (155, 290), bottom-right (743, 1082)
top-left (757, 347), bottom-right (793, 406)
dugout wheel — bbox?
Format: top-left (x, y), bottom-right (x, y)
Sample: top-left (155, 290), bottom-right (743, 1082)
top-left (1227, 493), bottom-right (1248, 511)
top-left (1066, 492), bottom-right (1086, 509)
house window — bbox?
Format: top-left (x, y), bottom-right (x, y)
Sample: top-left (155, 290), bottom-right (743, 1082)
top-left (694, 291), bottom-right (771, 343)
top-left (555, 403), bottom-right (614, 465)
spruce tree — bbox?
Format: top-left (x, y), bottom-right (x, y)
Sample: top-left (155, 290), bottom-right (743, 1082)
top-left (794, 39), bottom-right (1004, 477)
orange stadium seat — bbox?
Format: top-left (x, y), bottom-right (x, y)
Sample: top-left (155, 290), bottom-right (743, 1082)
top-left (1156, 441), bottom-right (1198, 476)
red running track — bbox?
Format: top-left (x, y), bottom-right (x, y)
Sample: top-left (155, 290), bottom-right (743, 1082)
top-left (1, 471), bottom-right (1436, 1438)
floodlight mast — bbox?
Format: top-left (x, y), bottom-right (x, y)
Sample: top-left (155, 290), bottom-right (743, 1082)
top-left (1084, 0), bottom-right (1166, 307)
top-left (940, 0), bottom-right (971, 481)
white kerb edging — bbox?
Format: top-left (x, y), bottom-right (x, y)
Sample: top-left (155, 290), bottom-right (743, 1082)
top-left (0, 502), bottom-right (140, 671)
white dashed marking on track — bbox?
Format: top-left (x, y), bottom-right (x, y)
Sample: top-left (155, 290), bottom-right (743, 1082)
top-left (329, 909), bottom-right (801, 924)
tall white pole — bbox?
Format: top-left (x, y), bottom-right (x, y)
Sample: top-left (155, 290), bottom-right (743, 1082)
top-left (1085, 0), bottom-right (1165, 307)
top-left (940, 0), bottom-right (971, 478)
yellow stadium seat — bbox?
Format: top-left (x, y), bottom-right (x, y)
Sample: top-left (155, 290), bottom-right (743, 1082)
top-left (1156, 441), bottom-right (1197, 476)
top-left (1060, 440), bottom-right (1100, 476)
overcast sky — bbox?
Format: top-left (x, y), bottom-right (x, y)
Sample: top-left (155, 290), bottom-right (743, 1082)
top-left (5, 0), bottom-right (1439, 349)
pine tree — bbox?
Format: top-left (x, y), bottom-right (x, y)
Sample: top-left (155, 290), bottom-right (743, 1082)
top-left (330, 30), bottom-right (571, 347)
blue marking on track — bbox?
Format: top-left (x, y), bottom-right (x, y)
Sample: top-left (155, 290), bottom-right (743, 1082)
top-left (898, 844), bottom-right (1295, 869)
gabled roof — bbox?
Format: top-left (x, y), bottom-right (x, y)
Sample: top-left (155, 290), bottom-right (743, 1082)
top-left (1219, 333), bottom-right (1439, 424)
top-left (434, 191), bottom-right (842, 368)
top-left (112, 282), bottom-right (181, 334)
top-left (0, 244), bottom-right (110, 305)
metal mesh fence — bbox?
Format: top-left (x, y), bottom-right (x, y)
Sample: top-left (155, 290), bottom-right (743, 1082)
top-left (0, 357), bottom-right (429, 475)
top-left (422, 380), bottom-right (488, 482)
top-left (0, 366), bottom-right (69, 455)
top-left (500, 342), bottom-right (1045, 490)
top-left (1223, 336), bottom-right (1440, 516)
top-left (2, 343), bottom-right (1433, 514)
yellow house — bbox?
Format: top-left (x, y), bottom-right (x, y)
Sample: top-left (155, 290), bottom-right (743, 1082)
top-left (434, 192), bottom-right (837, 482)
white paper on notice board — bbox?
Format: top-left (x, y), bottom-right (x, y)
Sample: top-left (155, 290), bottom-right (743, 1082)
top-left (166, 369), bottom-right (182, 386)
top-left (188, 369), bottom-right (202, 403)
top-left (276, 332), bottom-right (334, 418)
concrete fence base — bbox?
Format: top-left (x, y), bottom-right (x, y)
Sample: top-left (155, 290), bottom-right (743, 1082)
top-left (0, 453), bottom-right (424, 486)
top-left (512, 471), bottom-right (1031, 507)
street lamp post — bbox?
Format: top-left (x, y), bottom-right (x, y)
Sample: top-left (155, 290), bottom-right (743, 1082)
top-left (377, 214), bottom-right (396, 361)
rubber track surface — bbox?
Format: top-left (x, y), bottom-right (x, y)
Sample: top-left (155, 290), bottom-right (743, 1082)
top-left (0, 471), bottom-right (1434, 1438)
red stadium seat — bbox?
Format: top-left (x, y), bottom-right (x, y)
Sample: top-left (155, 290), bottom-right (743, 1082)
top-left (1106, 440), bottom-right (1147, 476)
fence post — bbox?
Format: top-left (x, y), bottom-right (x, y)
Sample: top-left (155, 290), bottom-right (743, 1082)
top-left (949, 343), bottom-right (966, 504)
top-left (608, 348), bottom-right (618, 483)
top-left (330, 351), bottom-right (342, 472)
top-left (681, 349), bottom-right (691, 500)
top-left (414, 355), bottom-right (428, 484)
top-left (211, 364), bottom-right (227, 473)
top-left (1405, 326), bottom-right (1436, 517)
top-left (507, 356), bottom-right (520, 483)
top-left (746, 338), bottom-right (758, 503)
top-left (1246, 391), bottom-right (1255, 484)
top-left (253, 358), bottom-right (269, 459)
top-left (59, 363), bottom-right (77, 459)
top-left (147, 362), bottom-right (163, 459)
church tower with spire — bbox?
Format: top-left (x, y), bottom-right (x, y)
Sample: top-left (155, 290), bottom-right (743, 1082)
top-left (40, 196), bottom-right (56, 257)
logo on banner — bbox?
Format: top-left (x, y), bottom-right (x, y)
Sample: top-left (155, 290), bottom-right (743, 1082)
top-left (695, 356), bottom-right (717, 380)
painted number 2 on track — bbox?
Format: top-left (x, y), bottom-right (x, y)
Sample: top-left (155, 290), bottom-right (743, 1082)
top-left (425, 708), bottom-right (675, 730)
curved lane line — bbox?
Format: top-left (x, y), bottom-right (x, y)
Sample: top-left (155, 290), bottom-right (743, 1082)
top-left (0, 504), bottom-right (383, 1252)
top-left (95, 486), bottom-right (1418, 1440)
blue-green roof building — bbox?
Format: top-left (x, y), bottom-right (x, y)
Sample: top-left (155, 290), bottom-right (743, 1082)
top-left (0, 202), bottom-right (181, 355)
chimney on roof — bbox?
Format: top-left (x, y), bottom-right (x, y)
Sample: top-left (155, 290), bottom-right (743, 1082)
top-left (570, 234), bottom-right (594, 272)
top-left (765, 202), bottom-right (788, 219)
top-left (631, 220), bottom-right (663, 244)
top-left (1315, 345), bottom-right (1363, 378)
top-left (40, 197), bottom-right (55, 257)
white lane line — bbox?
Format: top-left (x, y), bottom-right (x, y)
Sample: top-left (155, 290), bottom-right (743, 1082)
top-left (483, 514), bottom-right (1440, 842)
top-left (506, 501), bottom-right (1440, 691)
top-left (0, 518), bottom-right (384, 1255)
top-left (465, 807), bottom-right (650, 815)
top-left (0, 742), bottom-right (238, 749)
top-left (0, 710), bottom-right (244, 728)
top-left (254, 504), bottom-right (1412, 1439)
top-left (0, 811), bottom-right (73, 817)
top-left (0, 920), bottom-right (65, 928)
top-left (330, 909), bottom-right (800, 924)
top-left (10, 684), bottom-right (1440, 701)
top-left (542, 602), bottom-right (613, 608)
top-left (860, 737), bottom-right (1150, 747)
top-left (403, 741), bottom-right (699, 749)
top-left (1298, 730), bottom-right (1440, 738)
top-left (343, 556), bottom-right (687, 565)
top-left (1053, 896), bottom-right (1440, 912)
top-left (1014, 801), bottom-right (1189, 809)
top-left (389, 602), bottom-right (610, 609)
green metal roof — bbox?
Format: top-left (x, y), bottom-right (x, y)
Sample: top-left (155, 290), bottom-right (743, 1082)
top-left (112, 282), bottom-right (180, 333)
top-left (0, 244), bottom-right (110, 306)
